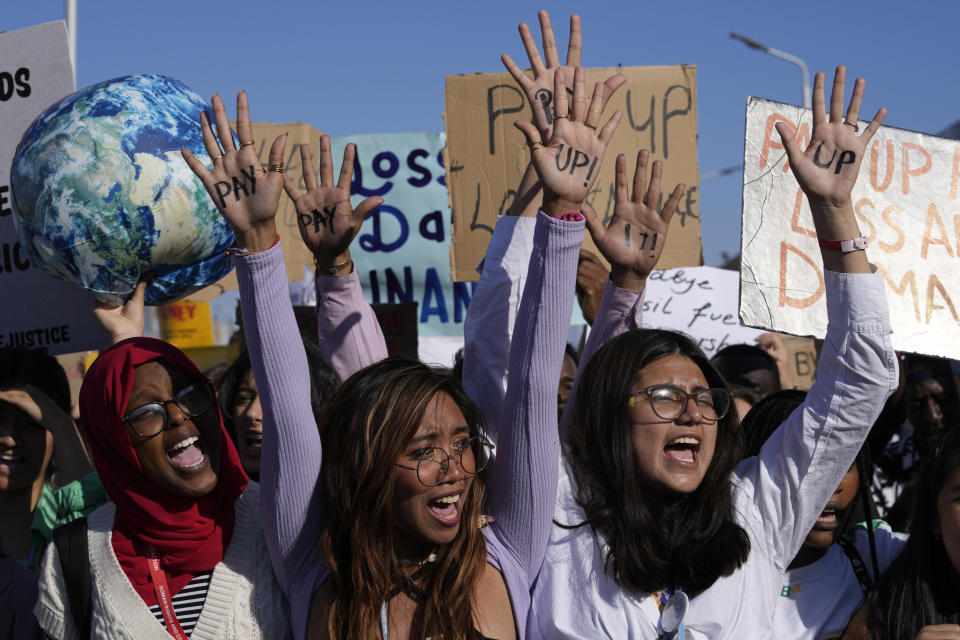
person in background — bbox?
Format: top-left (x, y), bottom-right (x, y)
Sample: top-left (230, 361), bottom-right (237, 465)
top-left (843, 428), bottom-right (960, 639)
top-left (0, 348), bottom-right (95, 566)
top-left (711, 342), bottom-right (782, 401)
top-left (217, 339), bottom-right (337, 480)
top-left (558, 344), bottom-right (578, 421)
top-left (742, 391), bottom-right (907, 640)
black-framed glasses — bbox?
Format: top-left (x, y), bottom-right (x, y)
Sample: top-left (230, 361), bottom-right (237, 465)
top-left (396, 436), bottom-right (494, 487)
top-left (628, 384), bottom-right (731, 423)
top-left (122, 382), bottom-right (214, 438)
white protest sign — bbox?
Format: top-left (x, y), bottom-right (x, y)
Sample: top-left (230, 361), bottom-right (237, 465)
top-left (0, 21), bottom-right (107, 353)
top-left (640, 266), bottom-right (764, 358)
top-left (741, 97), bottom-right (960, 359)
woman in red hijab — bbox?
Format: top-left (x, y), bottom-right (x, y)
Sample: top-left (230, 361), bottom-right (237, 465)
top-left (34, 337), bottom-right (290, 639)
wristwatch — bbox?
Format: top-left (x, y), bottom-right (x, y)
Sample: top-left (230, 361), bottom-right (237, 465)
top-left (817, 235), bottom-right (868, 253)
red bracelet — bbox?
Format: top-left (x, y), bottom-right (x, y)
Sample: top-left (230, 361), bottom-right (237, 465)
top-left (559, 211), bottom-right (583, 222)
top-left (817, 235), bottom-right (868, 253)
top-left (225, 234), bottom-right (280, 257)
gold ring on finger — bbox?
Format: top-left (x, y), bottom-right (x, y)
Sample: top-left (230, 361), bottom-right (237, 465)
top-left (210, 153), bottom-right (224, 162)
top-left (527, 141), bottom-right (544, 152)
top-left (584, 121), bottom-right (598, 130)
top-left (843, 121), bottom-right (859, 132)
top-left (239, 141), bottom-right (255, 148)
top-left (268, 162), bottom-right (285, 172)
top-left (553, 113), bottom-right (569, 120)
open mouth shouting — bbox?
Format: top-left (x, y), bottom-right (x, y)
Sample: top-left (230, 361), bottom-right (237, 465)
top-left (427, 491), bottom-right (463, 527)
top-left (813, 504), bottom-right (841, 531)
top-left (245, 429), bottom-right (263, 457)
top-left (663, 436), bottom-right (701, 465)
top-left (166, 434), bottom-right (207, 472)
top-left (0, 452), bottom-right (25, 475)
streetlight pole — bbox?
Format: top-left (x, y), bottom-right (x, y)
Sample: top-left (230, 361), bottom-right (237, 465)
top-left (731, 33), bottom-right (810, 109)
top-left (65, 0), bottom-right (77, 87)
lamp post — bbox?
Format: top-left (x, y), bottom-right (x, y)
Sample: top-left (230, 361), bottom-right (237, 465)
top-left (730, 33), bottom-right (810, 109)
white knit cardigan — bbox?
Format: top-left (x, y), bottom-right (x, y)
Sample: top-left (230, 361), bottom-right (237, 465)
top-left (35, 482), bottom-right (291, 639)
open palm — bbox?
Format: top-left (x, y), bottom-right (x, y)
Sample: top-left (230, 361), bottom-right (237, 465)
top-left (582, 151), bottom-right (685, 291)
top-left (776, 67), bottom-right (885, 208)
top-left (283, 136), bottom-right (382, 268)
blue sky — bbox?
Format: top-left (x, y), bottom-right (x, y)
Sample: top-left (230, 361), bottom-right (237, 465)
top-left (6, 0), bottom-right (959, 266)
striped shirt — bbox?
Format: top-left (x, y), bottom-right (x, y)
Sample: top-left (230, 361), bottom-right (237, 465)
top-left (147, 571), bottom-right (211, 637)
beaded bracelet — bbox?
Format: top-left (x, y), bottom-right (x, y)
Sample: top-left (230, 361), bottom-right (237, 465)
top-left (224, 234), bottom-right (280, 257)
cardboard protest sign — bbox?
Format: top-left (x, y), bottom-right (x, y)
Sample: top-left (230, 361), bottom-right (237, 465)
top-left (331, 133), bottom-right (477, 337)
top-left (444, 65), bottom-right (702, 282)
top-left (780, 335), bottom-right (818, 391)
top-left (640, 266), bottom-right (764, 359)
top-left (192, 122), bottom-right (322, 300)
top-left (0, 21), bottom-right (109, 354)
top-left (741, 97), bottom-right (960, 360)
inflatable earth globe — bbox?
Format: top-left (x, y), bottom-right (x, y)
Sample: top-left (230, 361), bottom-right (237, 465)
top-left (10, 74), bottom-right (233, 306)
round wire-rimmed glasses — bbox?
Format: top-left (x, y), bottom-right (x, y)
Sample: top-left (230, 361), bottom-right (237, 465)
top-left (395, 436), bottom-right (494, 487)
top-left (121, 382), bottom-right (214, 438)
top-left (628, 384), bottom-right (731, 423)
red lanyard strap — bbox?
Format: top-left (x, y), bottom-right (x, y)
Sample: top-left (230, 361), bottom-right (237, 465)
top-left (146, 545), bottom-right (188, 640)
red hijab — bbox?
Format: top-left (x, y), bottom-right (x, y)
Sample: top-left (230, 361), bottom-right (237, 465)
top-left (79, 337), bottom-right (248, 605)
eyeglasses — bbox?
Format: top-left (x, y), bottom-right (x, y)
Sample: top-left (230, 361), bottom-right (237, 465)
top-left (628, 384), bottom-right (731, 423)
top-left (395, 436), bottom-right (494, 487)
top-left (122, 383), bottom-right (214, 438)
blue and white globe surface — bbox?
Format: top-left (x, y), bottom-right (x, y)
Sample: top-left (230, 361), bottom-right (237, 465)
top-left (10, 74), bottom-right (233, 306)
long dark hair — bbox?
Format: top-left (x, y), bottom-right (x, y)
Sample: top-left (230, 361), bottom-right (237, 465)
top-left (562, 329), bottom-right (750, 597)
top-left (318, 357), bottom-right (490, 640)
top-left (868, 427), bottom-right (960, 638)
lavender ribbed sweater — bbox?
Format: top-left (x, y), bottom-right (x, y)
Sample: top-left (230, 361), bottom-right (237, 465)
top-left (234, 211), bottom-right (581, 639)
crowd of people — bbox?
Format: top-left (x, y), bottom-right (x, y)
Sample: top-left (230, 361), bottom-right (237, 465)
top-left (2, 10), bottom-right (959, 640)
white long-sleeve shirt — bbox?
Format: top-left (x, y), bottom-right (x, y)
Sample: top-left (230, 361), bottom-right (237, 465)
top-left (526, 270), bottom-right (898, 638)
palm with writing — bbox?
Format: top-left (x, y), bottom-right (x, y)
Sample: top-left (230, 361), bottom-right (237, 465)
top-left (515, 66), bottom-right (624, 217)
top-left (181, 91), bottom-right (287, 252)
top-left (776, 66), bottom-right (885, 210)
top-left (283, 136), bottom-right (383, 273)
top-left (582, 150), bottom-right (686, 292)
top-left (502, 11), bottom-right (581, 138)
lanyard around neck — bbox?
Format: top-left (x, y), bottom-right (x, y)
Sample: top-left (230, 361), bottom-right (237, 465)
top-left (146, 545), bottom-right (188, 640)
top-left (657, 587), bottom-right (687, 640)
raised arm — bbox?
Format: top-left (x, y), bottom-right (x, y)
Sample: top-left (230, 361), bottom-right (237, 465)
top-left (488, 65), bottom-right (622, 581)
top-left (559, 150), bottom-right (686, 438)
top-left (739, 67), bottom-right (899, 567)
top-left (182, 92), bottom-right (319, 594)
top-left (283, 137), bottom-right (387, 380)
top-left (463, 11), bottom-right (624, 431)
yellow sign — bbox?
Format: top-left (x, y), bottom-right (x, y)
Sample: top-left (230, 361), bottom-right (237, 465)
top-left (157, 300), bottom-right (214, 349)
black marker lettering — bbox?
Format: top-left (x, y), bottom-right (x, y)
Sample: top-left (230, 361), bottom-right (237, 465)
top-left (213, 181), bottom-right (231, 209)
top-left (535, 88), bottom-right (553, 124)
top-left (231, 176), bottom-right (249, 201)
top-left (239, 165), bottom-right (257, 193)
top-left (651, 233), bottom-right (658, 250)
top-left (571, 151), bottom-right (590, 175)
top-left (638, 231), bottom-right (650, 250)
top-left (555, 144), bottom-right (572, 172)
top-left (583, 157), bottom-right (599, 187)
top-left (321, 206), bottom-right (337, 234)
top-left (624, 223), bottom-right (631, 246)
top-left (834, 150), bottom-right (856, 174)
top-left (812, 142), bottom-right (837, 169)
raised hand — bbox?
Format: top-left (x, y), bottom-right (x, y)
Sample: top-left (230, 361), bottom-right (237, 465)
top-left (283, 136), bottom-right (382, 274)
top-left (776, 65), bottom-right (883, 274)
top-left (581, 150), bottom-right (685, 292)
top-left (515, 67), bottom-right (624, 217)
top-left (502, 11), bottom-right (581, 137)
top-left (776, 67), bottom-right (884, 210)
top-left (181, 91), bottom-right (287, 252)
top-left (93, 278), bottom-right (147, 344)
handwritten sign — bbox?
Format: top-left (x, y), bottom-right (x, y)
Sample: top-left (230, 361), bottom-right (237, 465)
top-left (640, 266), bottom-right (764, 359)
top-left (741, 97), bottom-right (960, 359)
top-left (331, 133), bottom-right (476, 338)
top-left (0, 21), bottom-right (108, 354)
top-left (444, 65), bottom-right (702, 282)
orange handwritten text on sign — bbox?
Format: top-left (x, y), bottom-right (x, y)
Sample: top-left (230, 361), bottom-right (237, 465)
top-left (778, 241), bottom-right (824, 309)
top-left (759, 114), bottom-right (810, 172)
